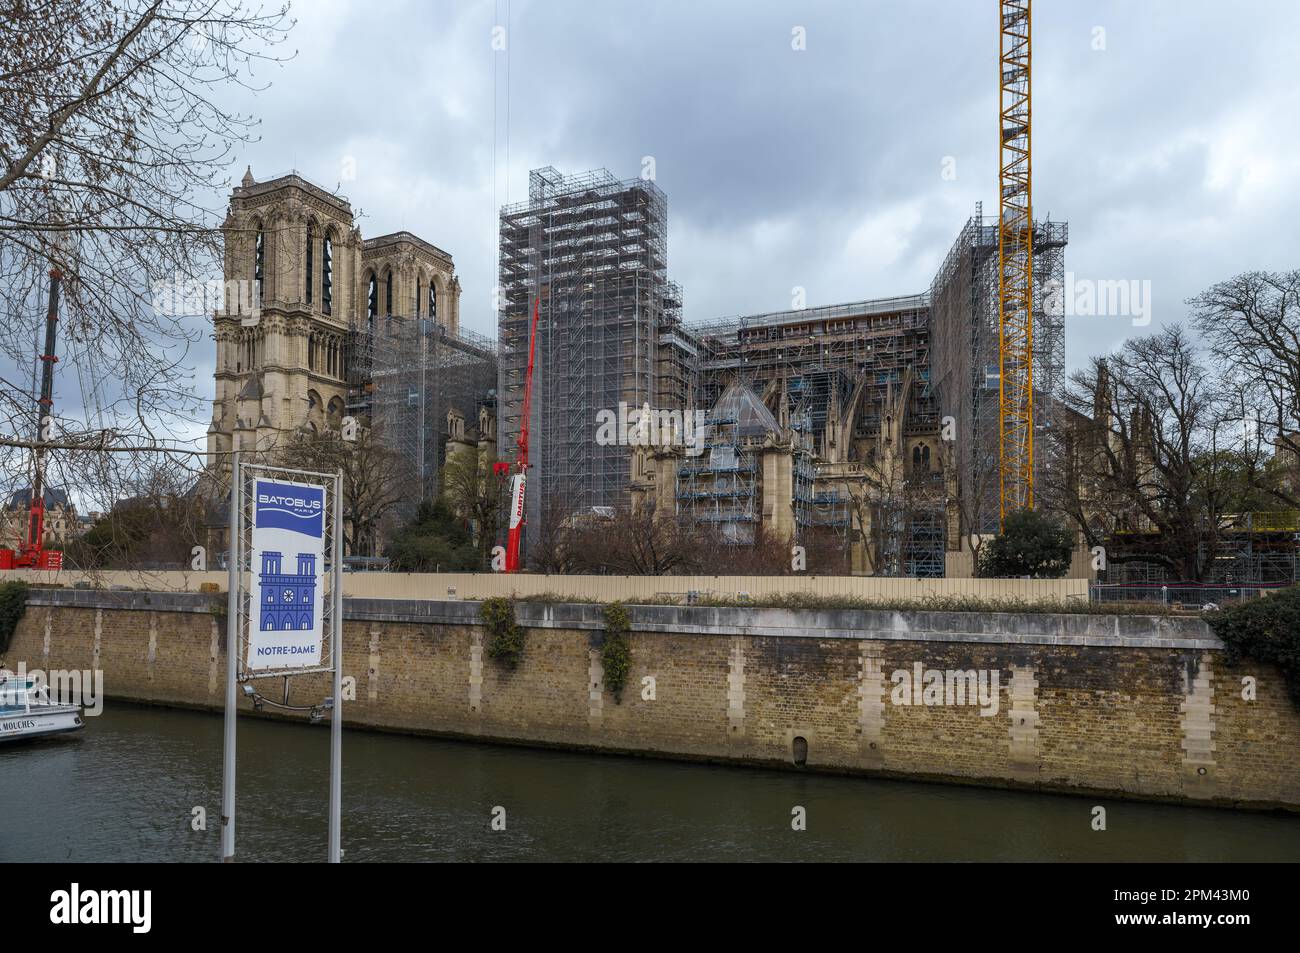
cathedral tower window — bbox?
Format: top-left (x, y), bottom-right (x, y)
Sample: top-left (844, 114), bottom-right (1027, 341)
top-left (305, 222), bottom-right (314, 305)
top-left (322, 233), bottom-right (333, 315)
top-left (254, 223), bottom-right (264, 298)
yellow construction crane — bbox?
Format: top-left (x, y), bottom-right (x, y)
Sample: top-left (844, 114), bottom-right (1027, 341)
top-left (998, 0), bottom-right (1034, 523)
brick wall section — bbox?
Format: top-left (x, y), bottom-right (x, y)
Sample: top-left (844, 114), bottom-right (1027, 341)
top-left (6, 591), bottom-right (1298, 810)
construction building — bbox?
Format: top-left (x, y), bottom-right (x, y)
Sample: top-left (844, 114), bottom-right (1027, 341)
top-left (929, 204), bottom-right (1068, 559)
top-left (498, 167), bottom-right (691, 543)
top-left (491, 166), bottom-right (1078, 575)
top-left (670, 295), bottom-right (949, 575)
top-left (346, 318), bottom-right (498, 514)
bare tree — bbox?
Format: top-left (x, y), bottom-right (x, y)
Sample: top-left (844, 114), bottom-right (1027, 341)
top-left (0, 0), bottom-right (295, 504)
top-left (693, 522), bottom-right (792, 575)
top-left (60, 452), bottom-right (206, 570)
top-left (524, 500), bottom-right (581, 574)
top-left (1189, 270), bottom-right (1300, 507)
top-left (936, 429), bottom-right (999, 577)
top-left (440, 445), bottom-right (505, 562)
top-left (1046, 325), bottom-right (1247, 581)
top-left (278, 427), bottom-right (407, 558)
top-left (566, 506), bottom-right (705, 575)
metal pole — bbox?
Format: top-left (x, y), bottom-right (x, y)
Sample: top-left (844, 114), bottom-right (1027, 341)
top-left (328, 468), bottom-right (344, 862)
top-left (221, 451), bottom-right (241, 862)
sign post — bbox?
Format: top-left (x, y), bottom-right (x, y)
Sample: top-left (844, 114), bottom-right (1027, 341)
top-left (328, 469), bottom-right (343, 863)
top-left (219, 460), bottom-right (344, 863)
top-left (221, 451), bottom-right (241, 862)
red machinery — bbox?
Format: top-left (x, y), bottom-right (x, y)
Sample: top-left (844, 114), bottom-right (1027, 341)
top-left (0, 267), bottom-right (65, 571)
top-left (497, 295), bottom-right (540, 573)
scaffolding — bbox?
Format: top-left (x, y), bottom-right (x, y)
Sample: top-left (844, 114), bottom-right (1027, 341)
top-left (930, 204), bottom-right (1068, 537)
top-left (903, 508), bottom-right (947, 578)
top-left (347, 318), bottom-right (497, 514)
top-left (499, 168), bottom-right (681, 537)
top-left (1101, 511), bottom-right (1300, 585)
top-left (690, 294), bottom-right (937, 449)
top-left (674, 384), bottom-right (779, 544)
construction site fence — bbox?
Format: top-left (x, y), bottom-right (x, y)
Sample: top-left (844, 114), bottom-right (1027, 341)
top-left (1089, 582), bottom-right (1293, 609)
top-left (5, 569), bottom-right (1087, 605)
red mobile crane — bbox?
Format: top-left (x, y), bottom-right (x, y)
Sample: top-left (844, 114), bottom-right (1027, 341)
top-left (498, 295), bottom-right (540, 573)
top-left (0, 266), bottom-right (66, 570)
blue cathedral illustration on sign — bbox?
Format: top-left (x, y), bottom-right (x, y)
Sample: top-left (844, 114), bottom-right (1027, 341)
top-left (258, 551), bottom-right (317, 631)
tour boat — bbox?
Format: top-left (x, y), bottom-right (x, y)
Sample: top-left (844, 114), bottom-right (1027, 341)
top-left (0, 669), bottom-right (84, 742)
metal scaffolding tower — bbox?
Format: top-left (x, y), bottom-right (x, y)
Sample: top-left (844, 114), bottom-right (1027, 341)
top-left (498, 167), bottom-right (683, 537)
top-left (931, 205), bottom-right (1067, 539)
top-left (347, 318), bottom-right (497, 512)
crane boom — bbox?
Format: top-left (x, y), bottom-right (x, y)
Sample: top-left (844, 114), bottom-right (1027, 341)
top-left (998, 0), bottom-right (1034, 523)
top-left (504, 295), bottom-right (540, 572)
top-left (1, 266), bottom-right (65, 571)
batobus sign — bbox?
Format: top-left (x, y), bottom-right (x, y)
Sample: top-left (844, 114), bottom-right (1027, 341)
top-left (249, 478), bottom-right (325, 670)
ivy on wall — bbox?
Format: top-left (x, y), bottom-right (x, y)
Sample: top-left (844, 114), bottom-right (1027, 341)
top-left (0, 580), bottom-right (29, 656)
top-left (601, 602), bottom-right (632, 703)
top-left (480, 597), bottom-right (525, 670)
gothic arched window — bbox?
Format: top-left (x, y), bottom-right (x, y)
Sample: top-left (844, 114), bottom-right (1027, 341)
top-left (254, 223), bottom-right (264, 297)
top-left (367, 274), bottom-right (378, 319)
top-left (385, 271), bottom-right (393, 316)
top-left (322, 233), bottom-right (333, 315)
top-left (305, 223), bottom-right (314, 305)
top-left (429, 283), bottom-right (437, 322)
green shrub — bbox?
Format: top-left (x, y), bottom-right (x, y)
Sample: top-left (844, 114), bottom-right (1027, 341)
top-left (480, 597), bottom-right (525, 670)
top-left (978, 510), bottom-right (1074, 578)
top-left (601, 602), bottom-right (632, 703)
top-left (0, 580), bottom-right (28, 655)
top-left (1206, 586), bottom-right (1300, 705)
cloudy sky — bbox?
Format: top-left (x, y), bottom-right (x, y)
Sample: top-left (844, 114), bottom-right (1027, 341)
top-left (74, 0), bottom-right (1300, 447)
top-left (230, 0), bottom-right (1295, 343)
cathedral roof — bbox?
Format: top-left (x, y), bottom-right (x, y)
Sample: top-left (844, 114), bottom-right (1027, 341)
top-left (710, 382), bottom-right (781, 438)
top-left (233, 170), bottom-right (353, 217)
top-left (6, 487), bottom-right (72, 511)
top-left (363, 231), bottom-right (454, 266)
top-left (238, 375), bottom-right (263, 400)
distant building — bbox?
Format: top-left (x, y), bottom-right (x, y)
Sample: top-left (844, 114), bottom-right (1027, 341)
top-left (2, 487), bottom-right (80, 550)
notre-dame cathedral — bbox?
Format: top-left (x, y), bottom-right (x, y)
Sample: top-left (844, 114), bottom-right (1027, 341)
top-left (206, 167), bottom-right (464, 461)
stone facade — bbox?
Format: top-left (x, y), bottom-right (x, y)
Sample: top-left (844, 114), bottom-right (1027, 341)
top-left (207, 168), bottom-right (463, 459)
top-left (8, 591), bottom-right (1299, 810)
